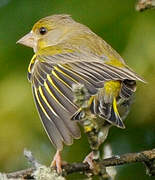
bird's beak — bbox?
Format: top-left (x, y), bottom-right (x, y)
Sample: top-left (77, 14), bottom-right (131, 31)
top-left (17, 31), bottom-right (35, 48)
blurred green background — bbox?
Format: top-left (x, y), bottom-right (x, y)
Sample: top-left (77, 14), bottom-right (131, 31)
top-left (0, 0), bottom-right (155, 179)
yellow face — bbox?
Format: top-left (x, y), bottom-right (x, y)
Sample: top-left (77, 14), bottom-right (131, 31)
top-left (17, 14), bottom-right (73, 52)
top-left (17, 19), bottom-right (55, 52)
top-left (33, 20), bottom-right (54, 51)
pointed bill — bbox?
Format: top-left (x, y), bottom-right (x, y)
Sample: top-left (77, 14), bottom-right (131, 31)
top-left (17, 31), bottom-right (35, 48)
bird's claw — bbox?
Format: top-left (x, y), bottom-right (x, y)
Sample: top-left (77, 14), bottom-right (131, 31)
top-left (83, 151), bottom-right (95, 169)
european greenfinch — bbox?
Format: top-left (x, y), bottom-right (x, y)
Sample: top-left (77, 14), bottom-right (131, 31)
top-left (17, 14), bottom-right (145, 172)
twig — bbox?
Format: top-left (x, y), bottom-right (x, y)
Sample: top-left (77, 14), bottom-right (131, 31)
top-left (136, 0), bottom-right (155, 11)
top-left (5, 149), bottom-right (155, 179)
top-left (6, 168), bottom-right (35, 179)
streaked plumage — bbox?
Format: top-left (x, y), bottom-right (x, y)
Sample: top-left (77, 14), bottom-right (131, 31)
top-left (17, 14), bottom-right (145, 152)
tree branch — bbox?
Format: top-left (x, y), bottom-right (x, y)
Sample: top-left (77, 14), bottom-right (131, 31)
top-left (5, 148), bottom-right (155, 179)
top-left (136, 0), bottom-right (155, 11)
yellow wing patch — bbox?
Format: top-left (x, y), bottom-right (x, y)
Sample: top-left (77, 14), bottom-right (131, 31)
top-left (104, 80), bottom-right (121, 97)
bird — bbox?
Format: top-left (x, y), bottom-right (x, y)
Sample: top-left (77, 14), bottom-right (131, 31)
top-left (17, 14), bottom-right (145, 172)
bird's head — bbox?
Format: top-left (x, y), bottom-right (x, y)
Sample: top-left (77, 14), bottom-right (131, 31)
top-left (17, 14), bottom-right (78, 52)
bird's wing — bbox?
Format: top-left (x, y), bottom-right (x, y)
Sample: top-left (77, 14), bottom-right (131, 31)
top-left (36, 50), bottom-right (145, 84)
top-left (28, 50), bottom-right (145, 150)
top-left (29, 56), bottom-right (81, 150)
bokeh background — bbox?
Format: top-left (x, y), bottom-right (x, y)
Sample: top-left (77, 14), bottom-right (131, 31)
top-left (0, 0), bottom-right (155, 179)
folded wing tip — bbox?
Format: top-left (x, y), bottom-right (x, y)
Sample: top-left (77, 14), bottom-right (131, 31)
top-left (136, 76), bottom-right (147, 84)
top-left (117, 122), bottom-right (126, 129)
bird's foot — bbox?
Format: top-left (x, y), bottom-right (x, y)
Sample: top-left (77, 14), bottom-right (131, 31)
top-left (83, 151), bottom-right (96, 169)
top-left (84, 151), bottom-right (107, 177)
top-left (51, 150), bottom-right (62, 173)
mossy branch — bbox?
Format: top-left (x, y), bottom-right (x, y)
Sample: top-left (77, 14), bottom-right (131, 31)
top-left (2, 148), bottom-right (155, 179)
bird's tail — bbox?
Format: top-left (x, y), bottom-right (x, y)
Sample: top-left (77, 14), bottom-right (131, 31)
top-left (107, 97), bottom-right (125, 128)
top-left (71, 96), bottom-right (125, 129)
top-left (71, 81), bottom-right (126, 129)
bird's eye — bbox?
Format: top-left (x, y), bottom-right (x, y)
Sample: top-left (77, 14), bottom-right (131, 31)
top-left (39, 27), bottom-right (47, 35)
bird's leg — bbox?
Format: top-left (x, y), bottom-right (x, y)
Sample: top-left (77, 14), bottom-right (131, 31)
top-left (51, 150), bottom-right (62, 173)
